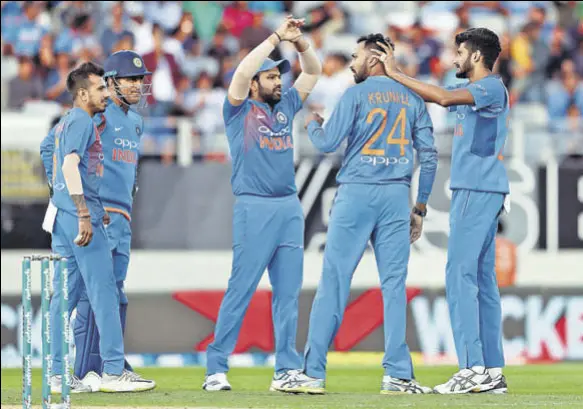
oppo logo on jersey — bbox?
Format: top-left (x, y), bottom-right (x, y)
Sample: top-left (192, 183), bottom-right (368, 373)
top-left (112, 138), bottom-right (139, 164)
top-left (258, 126), bottom-right (289, 138)
top-left (360, 155), bottom-right (410, 166)
top-left (114, 138), bottom-right (139, 150)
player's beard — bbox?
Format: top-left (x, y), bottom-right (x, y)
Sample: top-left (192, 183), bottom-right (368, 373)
top-left (258, 84), bottom-right (281, 107)
top-left (120, 90), bottom-right (141, 106)
top-left (455, 56), bottom-right (473, 79)
top-left (90, 98), bottom-right (107, 114)
top-left (352, 65), bottom-right (367, 84)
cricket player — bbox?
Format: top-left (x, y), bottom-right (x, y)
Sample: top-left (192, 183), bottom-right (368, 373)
top-left (43, 61), bottom-right (148, 392)
top-left (375, 28), bottom-right (509, 394)
top-left (276, 33), bottom-right (437, 395)
top-left (41, 51), bottom-right (155, 393)
top-left (203, 16), bottom-right (322, 392)
top-left (72, 50), bottom-right (156, 391)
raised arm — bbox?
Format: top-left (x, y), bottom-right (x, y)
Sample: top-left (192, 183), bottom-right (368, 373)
top-left (227, 16), bottom-right (306, 107)
top-left (372, 42), bottom-right (475, 107)
top-left (292, 37), bottom-right (322, 102)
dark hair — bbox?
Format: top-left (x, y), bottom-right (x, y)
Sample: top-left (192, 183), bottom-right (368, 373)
top-left (72, 13), bottom-right (90, 30)
top-left (66, 61), bottom-right (105, 98)
top-left (455, 28), bottom-right (501, 71)
top-left (357, 33), bottom-right (395, 52)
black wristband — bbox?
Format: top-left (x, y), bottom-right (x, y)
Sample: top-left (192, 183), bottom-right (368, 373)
top-left (412, 206), bottom-right (427, 217)
top-left (274, 32), bottom-right (282, 42)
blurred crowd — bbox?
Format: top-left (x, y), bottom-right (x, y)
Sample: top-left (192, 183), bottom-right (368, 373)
top-left (1, 1), bottom-right (582, 151)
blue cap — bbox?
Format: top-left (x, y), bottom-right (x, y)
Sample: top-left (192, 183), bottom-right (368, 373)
top-left (103, 50), bottom-right (152, 79)
top-left (256, 58), bottom-right (290, 76)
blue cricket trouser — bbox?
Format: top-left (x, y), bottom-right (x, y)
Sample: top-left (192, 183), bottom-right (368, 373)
top-left (49, 210), bottom-right (124, 376)
top-left (446, 189), bottom-right (505, 369)
top-left (303, 183), bottom-right (414, 380)
top-left (73, 212), bottom-right (132, 378)
top-left (206, 194), bottom-right (304, 375)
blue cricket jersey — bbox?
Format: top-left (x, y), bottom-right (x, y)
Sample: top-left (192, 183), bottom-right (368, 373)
top-left (96, 101), bottom-right (143, 220)
top-left (223, 88), bottom-right (303, 197)
top-left (50, 108), bottom-right (105, 223)
top-left (448, 75), bottom-right (510, 194)
top-left (307, 76), bottom-right (438, 204)
top-left (41, 101), bottom-right (142, 221)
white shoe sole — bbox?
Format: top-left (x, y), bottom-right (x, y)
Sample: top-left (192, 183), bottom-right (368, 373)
top-left (434, 386), bottom-right (483, 394)
top-left (51, 388), bottom-right (92, 394)
top-left (100, 382), bottom-right (156, 393)
top-left (203, 384), bottom-right (232, 391)
top-left (275, 386), bottom-right (326, 395)
top-left (479, 387), bottom-right (508, 394)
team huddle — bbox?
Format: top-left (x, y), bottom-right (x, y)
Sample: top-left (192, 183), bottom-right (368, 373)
top-left (41, 15), bottom-right (510, 396)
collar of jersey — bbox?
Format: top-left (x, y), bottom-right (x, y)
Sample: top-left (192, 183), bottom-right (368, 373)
top-left (106, 98), bottom-right (129, 116)
top-left (470, 73), bottom-right (502, 83)
top-left (249, 98), bottom-right (277, 113)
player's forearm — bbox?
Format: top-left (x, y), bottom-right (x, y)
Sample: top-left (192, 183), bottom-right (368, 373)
top-left (307, 121), bottom-right (340, 153)
top-left (62, 154), bottom-right (89, 217)
top-left (294, 40), bottom-right (322, 96)
top-left (293, 36), bottom-right (310, 54)
top-left (229, 36), bottom-right (279, 100)
top-left (416, 149), bottom-right (438, 205)
top-left (388, 72), bottom-right (449, 106)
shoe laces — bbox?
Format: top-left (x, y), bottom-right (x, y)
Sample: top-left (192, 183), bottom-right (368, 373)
top-left (453, 368), bottom-right (475, 379)
top-left (278, 369), bottom-right (301, 380)
top-left (123, 369), bottom-right (144, 381)
top-left (69, 375), bottom-right (85, 388)
top-left (116, 371), bottom-right (135, 382)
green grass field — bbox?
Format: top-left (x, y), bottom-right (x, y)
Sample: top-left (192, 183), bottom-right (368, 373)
top-left (2, 365), bottom-right (583, 409)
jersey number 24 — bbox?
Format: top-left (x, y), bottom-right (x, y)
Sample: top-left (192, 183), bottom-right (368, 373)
top-left (361, 107), bottom-right (409, 156)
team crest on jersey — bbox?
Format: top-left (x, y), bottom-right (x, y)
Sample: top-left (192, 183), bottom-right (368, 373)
top-left (136, 126), bottom-right (142, 136)
top-left (276, 112), bottom-right (287, 124)
top-left (133, 57), bottom-right (143, 68)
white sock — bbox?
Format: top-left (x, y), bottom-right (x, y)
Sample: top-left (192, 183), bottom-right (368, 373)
top-left (471, 366), bottom-right (486, 374)
top-left (488, 367), bottom-right (503, 378)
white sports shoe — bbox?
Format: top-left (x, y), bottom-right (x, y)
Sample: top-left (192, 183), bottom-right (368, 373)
top-left (100, 370), bottom-right (156, 393)
top-left (81, 371), bottom-right (101, 392)
top-left (270, 369), bottom-right (302, 392)
top-left (50, 374), bottom-right (92, 394)
top-left (273, 372), bottom-right (326, 395)
top-left (202, 373), bottom-right (232, 391)
top-left (434, 368), bottom-right (495, 394)
top-left (381, 376), bottom-right (433, 394)
top-left (121, 369), bottom-right (156, 389)
top-left (475, 373), bottom-right (508, 394)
